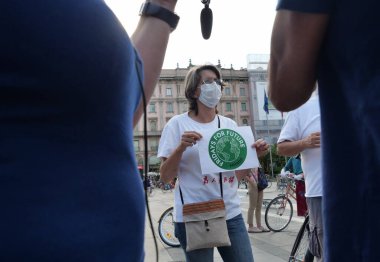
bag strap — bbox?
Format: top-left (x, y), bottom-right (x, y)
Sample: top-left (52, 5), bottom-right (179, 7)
top-left (179, 115), bottom-right (222, 205)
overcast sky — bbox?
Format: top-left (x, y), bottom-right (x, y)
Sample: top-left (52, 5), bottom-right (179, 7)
top-left (105, 0), bottom-right (278, 69)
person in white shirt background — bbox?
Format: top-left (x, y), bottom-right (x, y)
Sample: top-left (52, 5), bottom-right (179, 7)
top-left (277, 88), bottom-right (323, 261)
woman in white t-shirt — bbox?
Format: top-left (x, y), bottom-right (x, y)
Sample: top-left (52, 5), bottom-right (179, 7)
top-left (157, 64), bottom-right (269, 262)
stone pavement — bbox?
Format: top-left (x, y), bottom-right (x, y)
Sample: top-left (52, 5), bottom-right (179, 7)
top-left (144, 183), bottom-right (304, 262)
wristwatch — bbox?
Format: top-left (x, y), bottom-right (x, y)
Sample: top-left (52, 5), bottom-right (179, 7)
top-left (139, 2), bottom-right (180, 32)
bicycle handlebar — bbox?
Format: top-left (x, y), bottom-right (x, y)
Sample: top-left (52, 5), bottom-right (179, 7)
top-left (279, 173), bottom-right (304, 181)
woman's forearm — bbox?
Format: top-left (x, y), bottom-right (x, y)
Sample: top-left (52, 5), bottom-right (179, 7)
top-left (159, 146), bottom-right (185, 183)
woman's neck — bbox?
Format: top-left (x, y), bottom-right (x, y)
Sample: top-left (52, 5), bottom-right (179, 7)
top-left (189, 108), bottom-right (216, 123)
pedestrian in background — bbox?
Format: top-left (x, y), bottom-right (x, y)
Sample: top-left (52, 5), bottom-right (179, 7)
top-left (277, 93), bottom-right (323, 261)
top-left (246, 168), bottom-right (270, 233)
top-left (283, 155), bottom-right (307, 217)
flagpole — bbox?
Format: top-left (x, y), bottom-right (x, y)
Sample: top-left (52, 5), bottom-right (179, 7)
top-left (263, 90), bottom-right (274, 178)
top-left (266, 113), bottom-right (274, 178)
top-left (281, 112), bottom-right (288, 163)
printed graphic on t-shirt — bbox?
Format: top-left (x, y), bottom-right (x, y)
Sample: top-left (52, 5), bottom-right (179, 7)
top-left (202, 174), bottom-right (235, 186)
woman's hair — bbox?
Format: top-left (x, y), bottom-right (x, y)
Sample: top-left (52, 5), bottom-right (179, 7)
top-left (184, 64), bottom-right (223, 115)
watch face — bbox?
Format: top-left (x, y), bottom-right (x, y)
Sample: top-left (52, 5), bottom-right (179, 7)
top-left (139, 2), bottom-right (159, 16)
top-left (139, 2), bottom-right (149, 15)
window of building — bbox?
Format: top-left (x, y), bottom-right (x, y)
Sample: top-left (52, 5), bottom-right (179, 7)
top-left (133, 140), bottom-right (139, 151)
top-left (224, 87), bottom-right (231, 96)
top-left (149, 102), bottom-right (156, 113)
top-left (240, 87), bottom-right (246, 96)
top-left (241, 102), bottom-right (247, 111)
top-left (226, 102), bottom-right (232, 112)
top-left (150, 139), bottom-right (158, 151)
top-left (166, 87), bottom-right (172, 97)
top-left (150, 119), bottom-right (157, 131)
top-left (182, 102), bottom-right (188, 113)
top-left (166, 102), bottom-right (173, 113)
top-left (242, 119), bottom-right (248, 126)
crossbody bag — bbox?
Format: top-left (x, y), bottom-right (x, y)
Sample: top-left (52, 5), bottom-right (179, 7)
top-left (179, 116), bottom-right (231, 252)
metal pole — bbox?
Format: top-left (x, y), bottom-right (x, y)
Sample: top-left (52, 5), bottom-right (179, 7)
top-left (281, 114), bottom-right (288, 165)
top-left (266, 113), bottom-right (274, 178)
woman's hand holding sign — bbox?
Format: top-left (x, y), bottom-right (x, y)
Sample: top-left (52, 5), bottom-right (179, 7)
top-left (236, 138), bottom-right (269, 180)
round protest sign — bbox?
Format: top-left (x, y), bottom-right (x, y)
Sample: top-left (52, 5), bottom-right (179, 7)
top-left (208, 128), bottom-right (247, 170)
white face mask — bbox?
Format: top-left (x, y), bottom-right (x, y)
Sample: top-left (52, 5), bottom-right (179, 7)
top-left (198, 81), bottom-right (222, 108)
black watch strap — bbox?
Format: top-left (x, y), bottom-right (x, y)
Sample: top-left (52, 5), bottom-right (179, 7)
top-left (139, 2), bottom-right (180, 31)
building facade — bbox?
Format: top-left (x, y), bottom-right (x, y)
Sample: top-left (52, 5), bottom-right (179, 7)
top-left (247, 54), bottom-right (286, 144)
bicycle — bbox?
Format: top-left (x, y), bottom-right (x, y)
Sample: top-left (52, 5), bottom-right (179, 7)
top-left (158, 207), bottom-right (180, 247)
top-left (264, 175), bottom-right (297, 232)
top-left (262, 198), bottom-right (272, 208)
top-left (289, 215), bottom-right (313, 262)
top-left (277, 175), bottom-right (288, 193)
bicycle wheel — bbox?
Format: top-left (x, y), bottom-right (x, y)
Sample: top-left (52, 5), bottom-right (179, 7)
top-left (265, 195), bottom-right (293, 232)
top-left (289, 216), bottom-right (310, 262)
top-left (158, 207), bottom-right (180, 247)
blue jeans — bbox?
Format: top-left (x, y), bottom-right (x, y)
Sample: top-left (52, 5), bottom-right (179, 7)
top-left (174, 213), bottom-right (254, 262)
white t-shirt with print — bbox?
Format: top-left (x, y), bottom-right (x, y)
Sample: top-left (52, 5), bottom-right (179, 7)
top-left (278, 96), bottom-right (322, 197)
top-left (157, 113), bottom-right (241, 222)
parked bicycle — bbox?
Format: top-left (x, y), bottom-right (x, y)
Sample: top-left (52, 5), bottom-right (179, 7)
top-left (158, 207), bottom-right (180, 247)
top-left (262, 198), bottom-right (272, 208)
top-left (289, 215), bottom-right (313, 262)
top-left (265, 175), bottom-right (297, 232)
top-left (276, 175), bottom-right (288, 193)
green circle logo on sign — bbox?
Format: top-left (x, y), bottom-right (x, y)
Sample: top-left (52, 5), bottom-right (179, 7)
top-left (208, 128), bottom-right (247, 170)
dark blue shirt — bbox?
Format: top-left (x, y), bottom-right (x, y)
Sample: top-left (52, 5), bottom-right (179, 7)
top-left (0, 1), bottom-right (144, 261)
top-left (277, 0), bottom-right (380, 261)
